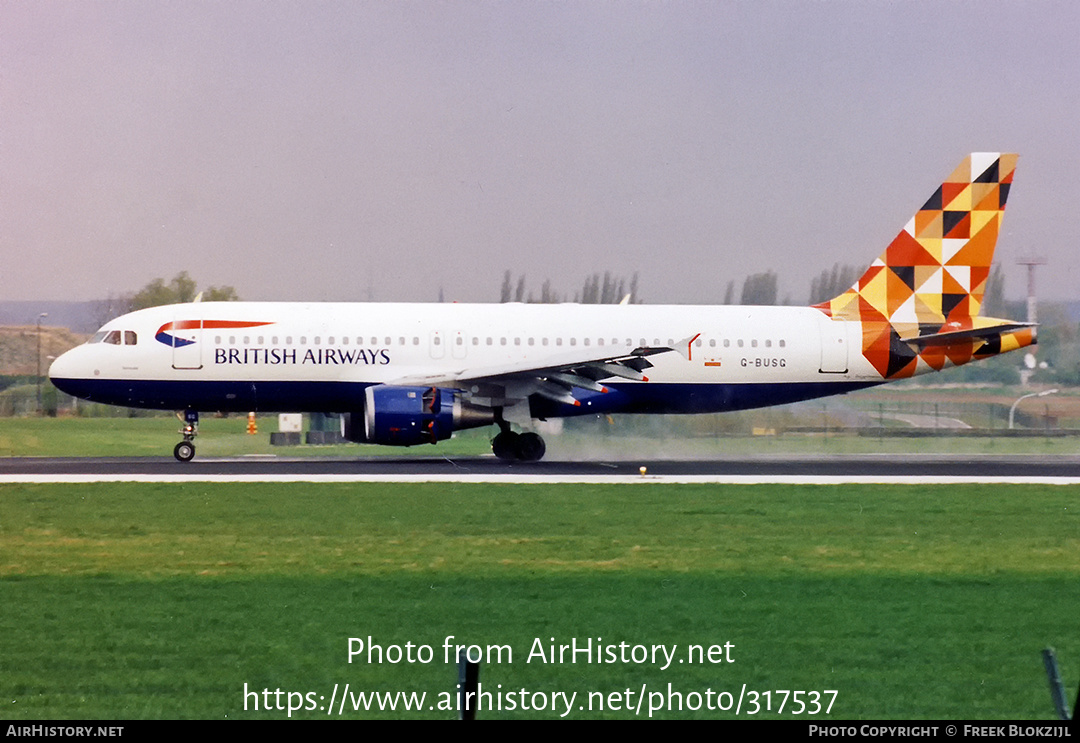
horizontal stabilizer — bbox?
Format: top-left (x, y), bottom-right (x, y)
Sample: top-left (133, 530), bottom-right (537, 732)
top-left (900, 322), bottom-right (1036, 349)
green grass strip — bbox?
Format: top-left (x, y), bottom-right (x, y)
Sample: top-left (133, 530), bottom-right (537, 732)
top-left (1, 483), bottom-right (1077, 719)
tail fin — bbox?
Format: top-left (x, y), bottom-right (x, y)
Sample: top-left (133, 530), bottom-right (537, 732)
top-left (813, 153), bottom-right (1033, 379)
top-left (816, 152), bottom-right (1016, 324)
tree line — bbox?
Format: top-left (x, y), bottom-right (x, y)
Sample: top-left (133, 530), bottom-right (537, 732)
top-left (93, 272), bottom-right (239, 327)
top-left (499, 271), bottom-right (642, 304)
top-left (495, 267), bottom-right (844, 306)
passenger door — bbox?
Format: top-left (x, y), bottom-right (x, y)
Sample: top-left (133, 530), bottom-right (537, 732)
top-left (171, 318), bottom-right (203, 370)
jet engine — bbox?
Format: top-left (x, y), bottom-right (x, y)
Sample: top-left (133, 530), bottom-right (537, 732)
top-left (342, 385), bottom-right (494, 447)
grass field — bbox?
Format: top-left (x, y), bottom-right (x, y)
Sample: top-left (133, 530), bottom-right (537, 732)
top-left (0, 415), bottom-right (494, 458)
top-left (1, 482), bottom-right (1077, 719)
top-left (2, 415), bottom-right (1080, 458)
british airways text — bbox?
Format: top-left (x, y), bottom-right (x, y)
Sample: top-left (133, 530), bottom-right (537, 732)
top-left (214, 347), bottom-right (391, 365)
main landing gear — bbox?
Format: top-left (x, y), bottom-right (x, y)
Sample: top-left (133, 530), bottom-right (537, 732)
top-left (491, 421), bottom-right (546, 463)
top-left (173, 409), bottom-right (198, 462)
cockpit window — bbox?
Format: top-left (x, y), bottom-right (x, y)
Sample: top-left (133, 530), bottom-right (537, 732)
top-left (90, 329), bottom-right (136, 345)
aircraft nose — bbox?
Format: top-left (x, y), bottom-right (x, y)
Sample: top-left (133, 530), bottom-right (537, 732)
top-left (48, 348), bottom-right (75, 381)
top-left (48, 347), bottom-right (91, 393)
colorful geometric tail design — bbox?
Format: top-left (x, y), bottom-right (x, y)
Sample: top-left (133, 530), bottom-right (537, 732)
top-left (814, 153), bottom-right (1030, 379)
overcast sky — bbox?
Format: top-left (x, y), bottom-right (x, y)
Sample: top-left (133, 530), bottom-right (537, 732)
top-left (3, 1), bottom-right (1078, 308)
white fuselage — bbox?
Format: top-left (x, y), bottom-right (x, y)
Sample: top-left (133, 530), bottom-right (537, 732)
top-left (49, 301), bottom-right (879, 417)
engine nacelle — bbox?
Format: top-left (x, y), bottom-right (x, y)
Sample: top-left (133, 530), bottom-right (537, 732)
top-left (345, 385), bottom-right (494, 447)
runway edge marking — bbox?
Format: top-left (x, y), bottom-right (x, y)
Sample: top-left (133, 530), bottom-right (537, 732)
top-left (3, 475), bottom-right (1080, 485)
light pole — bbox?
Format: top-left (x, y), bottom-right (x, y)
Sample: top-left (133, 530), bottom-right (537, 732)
top-left (1009, 389), bottom-right (1058, 429)
top-left (36, 312), bottom-right (48, 415)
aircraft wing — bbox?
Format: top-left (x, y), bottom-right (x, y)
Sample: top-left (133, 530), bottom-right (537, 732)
top-left (389, 338), bottom-right (695, 408)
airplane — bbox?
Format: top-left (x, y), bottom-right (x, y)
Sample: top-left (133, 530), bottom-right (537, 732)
top-left (50, 152), bottom-right (1035, 462)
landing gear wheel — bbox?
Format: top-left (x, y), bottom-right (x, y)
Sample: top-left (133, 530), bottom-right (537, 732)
top-left (174, 441), bottom-right (196, 462)
top-left (174, 409), bottom-right (199, 462)
top-left (492, 431), bottom-right (519, 461)
top-left (491, 431), bottom-right (546, 462)
top-left (516, 432), bottom-right (546, 462)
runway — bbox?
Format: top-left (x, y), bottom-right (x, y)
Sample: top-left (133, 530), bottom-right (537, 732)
top-left (3, 454), bottom-right (1080, 484)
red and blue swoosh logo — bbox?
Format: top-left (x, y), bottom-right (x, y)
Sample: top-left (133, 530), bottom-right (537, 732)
top-left (155, 320), bottom-right (274, 348)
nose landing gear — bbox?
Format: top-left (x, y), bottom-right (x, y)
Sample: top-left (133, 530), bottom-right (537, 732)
top-left (173, 409), bottom-right (198, 462)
